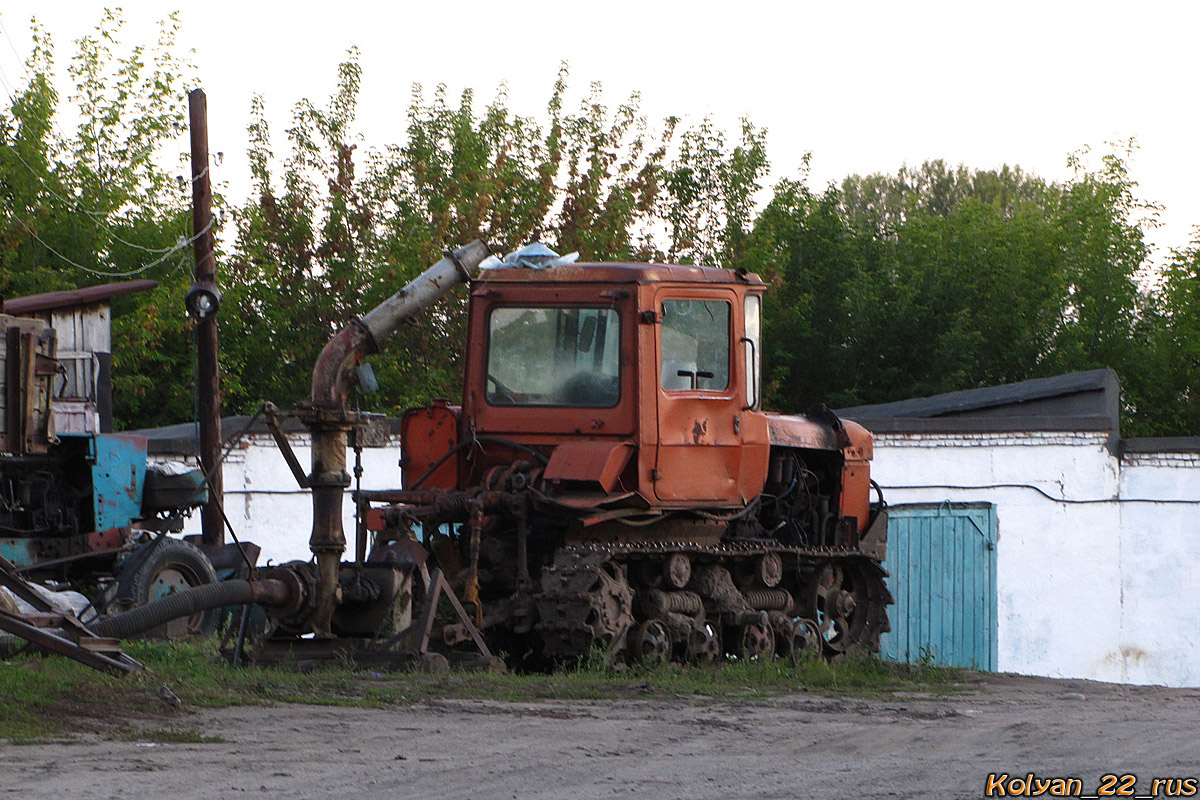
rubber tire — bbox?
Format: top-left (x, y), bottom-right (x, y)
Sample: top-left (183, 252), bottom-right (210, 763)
top-left (115, 538), bottom-right (219, 639)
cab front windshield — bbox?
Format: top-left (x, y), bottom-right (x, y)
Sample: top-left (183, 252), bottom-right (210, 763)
top-left (486, 307), bottom-right (620, 407)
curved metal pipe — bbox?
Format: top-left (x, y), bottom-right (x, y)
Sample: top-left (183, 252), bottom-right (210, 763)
top-left (305, 240), bottom-right (489, 637)
top-left (310, 240), bottom-right (490, 408)
top-left (310, 323), bottom-right (375, 410)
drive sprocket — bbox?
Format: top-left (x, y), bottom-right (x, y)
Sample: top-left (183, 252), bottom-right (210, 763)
top-left (535, 547), bottom-right (635, 663)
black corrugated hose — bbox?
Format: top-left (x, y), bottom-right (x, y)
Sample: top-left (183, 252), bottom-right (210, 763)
top-left (0, 580), bottom-right (259, 657)
top-left (90, 579), bottom-right (256, 639)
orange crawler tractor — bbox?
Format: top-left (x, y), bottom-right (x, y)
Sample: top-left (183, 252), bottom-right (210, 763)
top-left (358, 243), bottom-right (891, 665)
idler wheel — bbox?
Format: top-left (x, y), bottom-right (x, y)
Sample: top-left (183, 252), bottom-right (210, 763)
top-left (833, 590), bottom-right (857, 617)
top-left (631, 619), bottom-right (671, 667)
top-left (784, 618), bottom-right (822, 664)
top-left (756, 552), bottom-right (783, 588)
top-left (688, 621), bottom-right (720, 664)
top-left (801, 561), bottom-right (874, 656)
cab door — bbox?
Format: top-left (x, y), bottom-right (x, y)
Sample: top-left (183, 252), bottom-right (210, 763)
top-left (653, 289), bottom-right (745, 505)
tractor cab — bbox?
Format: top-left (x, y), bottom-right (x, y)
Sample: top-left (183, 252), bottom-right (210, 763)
top-left (402, 251), bottom-right (773, 513)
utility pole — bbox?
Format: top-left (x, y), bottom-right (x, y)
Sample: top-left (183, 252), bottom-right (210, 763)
top-left (187, 88), bottom-right (223, 547)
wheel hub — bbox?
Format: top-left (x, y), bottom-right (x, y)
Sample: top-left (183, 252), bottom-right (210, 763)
top-left (632, 619), bottom-right (671, 666)
top-left (689, 621), bottom-right (720, 663)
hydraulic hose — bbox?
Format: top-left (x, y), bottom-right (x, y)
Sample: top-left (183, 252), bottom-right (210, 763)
top-left (0, 578), bottom-right (292, 654)
top-left (0, 583), bottom-right (250, 654)
top-left (89, 580), bottom-right (254, 639)
top-left (0, 637), bottom-right (26, 657)
top-left (88, 578), bottom-right (290, 639)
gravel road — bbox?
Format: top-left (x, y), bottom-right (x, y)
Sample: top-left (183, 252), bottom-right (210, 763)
top-left (4, 672), bottom-right (1199, 799)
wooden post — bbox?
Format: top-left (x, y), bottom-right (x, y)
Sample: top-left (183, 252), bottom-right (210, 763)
top-left (189, 88), bottom-right (223, 547)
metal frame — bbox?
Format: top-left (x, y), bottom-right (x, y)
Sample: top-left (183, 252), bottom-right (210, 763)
top-left (0, 555), bottom-right (141, 675)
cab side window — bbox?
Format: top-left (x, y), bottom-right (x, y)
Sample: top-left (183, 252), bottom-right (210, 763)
top-left (660, 299), bottom-right (730, 391)
top-left (744, 294), bottom-right (761, 409)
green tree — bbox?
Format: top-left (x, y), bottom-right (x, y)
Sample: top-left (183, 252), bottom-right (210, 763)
top-left (1128, 235), bottom-right (1200, 435)
top-left (660, 118), bottom-right (768, 266)
top-left (746, 151), bottom-right (1160, 431)
top-left (225, 56), bottom-right (770, 416)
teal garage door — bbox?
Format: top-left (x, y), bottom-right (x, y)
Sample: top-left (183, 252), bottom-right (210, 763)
top-left (880, 502), bottom-right (997, 670)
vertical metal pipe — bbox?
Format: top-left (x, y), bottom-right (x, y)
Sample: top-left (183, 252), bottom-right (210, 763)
top-left (308, 420), bottom-right (349, 637)
top-left (516, 506), bottom-right (530, 592)
top-left (465, 499), bottom-right (483, 626)
top-left (189, 88), bottom-right (223, 547)
top-left (303, 241), bottom-right (489, 636)
top-left (353, 432), bottom-right (367, 564)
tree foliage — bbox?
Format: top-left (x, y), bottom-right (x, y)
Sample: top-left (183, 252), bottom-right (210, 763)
top-left (0, 12), bottom-right (199, 427)
top-left (744, 151), bottom-right (1172, 434)
top-left (1132, 235), bottom-right (1200, 435)
top-left (222, 53), bottom-right (769, 415)
top-left (3, 14), bottom-right (1199, 437)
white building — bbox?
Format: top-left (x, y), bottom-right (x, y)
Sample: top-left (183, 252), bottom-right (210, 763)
top-left (841, 369), bottom-right (1200, 688)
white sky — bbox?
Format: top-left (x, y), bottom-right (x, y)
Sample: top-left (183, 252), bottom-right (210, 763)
top-left (2, 0), bottom-right (1198, 262)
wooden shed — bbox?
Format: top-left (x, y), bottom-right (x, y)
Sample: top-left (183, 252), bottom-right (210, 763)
top-left (2, 280), bottom-right (158, 434)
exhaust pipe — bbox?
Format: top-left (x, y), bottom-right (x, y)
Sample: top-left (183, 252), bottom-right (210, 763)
top-left (310, 241), bottom-right (490, 408)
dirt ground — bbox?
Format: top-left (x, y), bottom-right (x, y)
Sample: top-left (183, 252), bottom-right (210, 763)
top-left (3, 672), bottom-right (1199, 800)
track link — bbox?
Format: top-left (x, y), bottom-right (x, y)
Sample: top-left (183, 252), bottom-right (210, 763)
top-left (531, 541), bottom-right (891, 664)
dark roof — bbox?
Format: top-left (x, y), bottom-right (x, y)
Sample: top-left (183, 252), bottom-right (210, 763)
top-left (837, 369), bottom-right (1121, 440)
top-left (1120, 437), bottom-right (1200, 455)
top-left (4, 280), bottom-right (158, 315)
top-left (838, 369), bottom-right (1117, 419)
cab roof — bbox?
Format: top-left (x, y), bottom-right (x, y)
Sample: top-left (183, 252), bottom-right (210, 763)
top-left (472, 262), bottom-right (765, 287)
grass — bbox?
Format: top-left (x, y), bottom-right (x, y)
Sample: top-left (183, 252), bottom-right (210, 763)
top-left (109, 726), bottom-right (227, 744)
top-left (0, 638), bottom-right (967, 743)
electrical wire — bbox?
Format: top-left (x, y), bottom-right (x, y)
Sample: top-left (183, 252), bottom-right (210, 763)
top-left (0, 24), bottom-right (204, 259)
top-left (0, 18), bottom-right (24, 68)
top-left (0, 18), bottom-right (38, 123)
top-left (882, 482), bottom-right (1200, 506)
top-left (12, 214), bottom-right (211, 277)
top-left (185, 331), bottom-right (262, 576)
top-left (0, 24), bottom-right (78, 196)
top-left (407, 435), bottom-right (549, 490)
top-left (3, 140), bottom-right (198, 255)
top-left (0, 63), bottom-right (19, 101)
top-left (691, 496), bottom-right (762, 522)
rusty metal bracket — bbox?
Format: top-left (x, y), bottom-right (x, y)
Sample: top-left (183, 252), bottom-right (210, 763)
top-left (263, 402), bottom-right (310, 489)
top-left (380, 567), bottom-right (492, 660)
top-left (0, 610), bottom-right (140, 676)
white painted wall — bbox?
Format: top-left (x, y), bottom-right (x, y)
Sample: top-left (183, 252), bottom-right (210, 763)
top-left (870, 431), bottom-right (1200, 688)
top-left (152, 432), bottom-right (405, 566)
